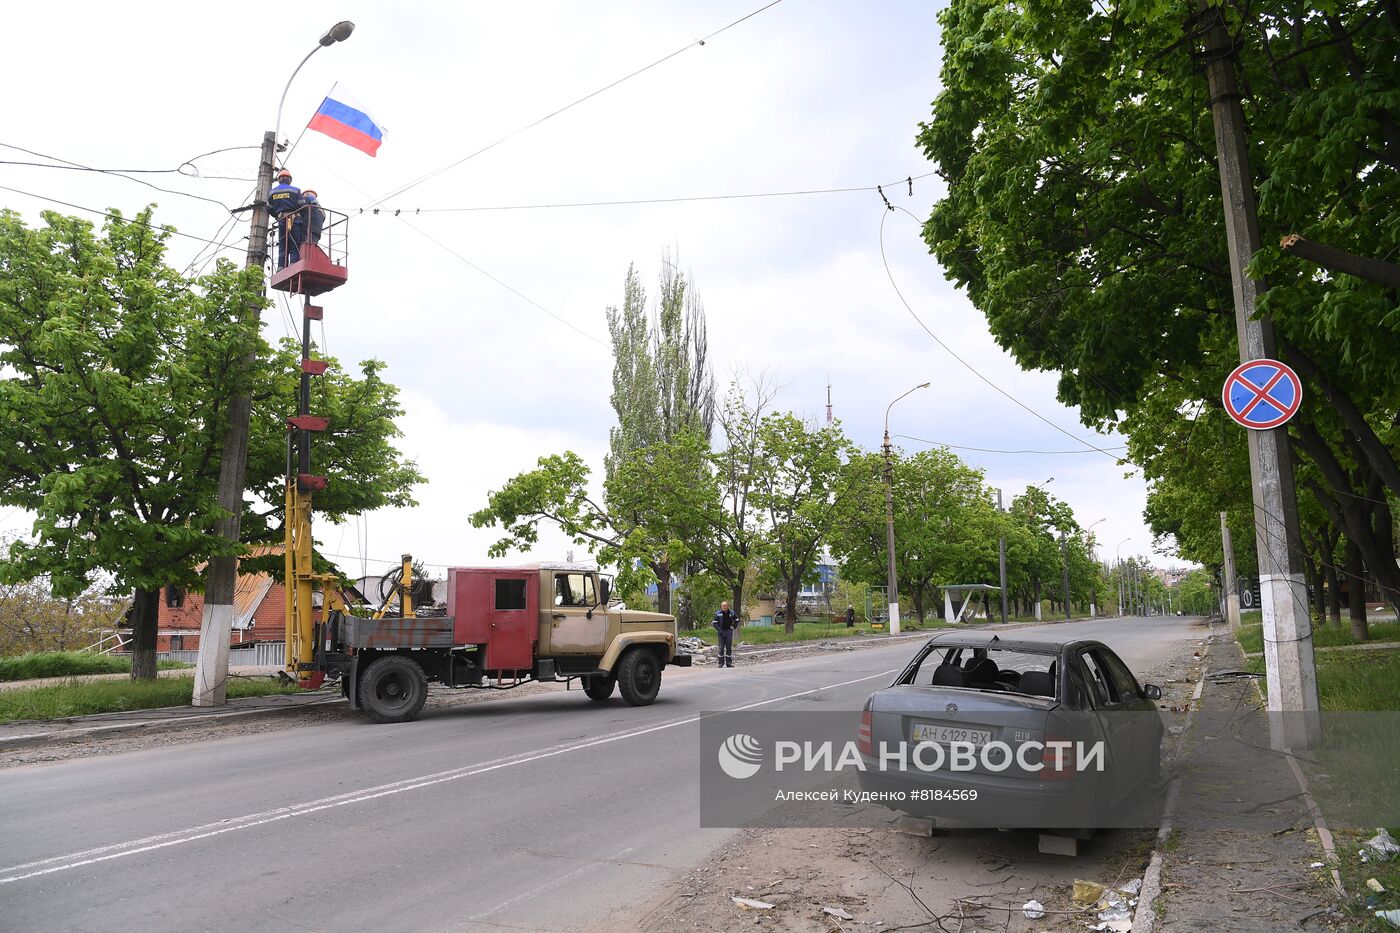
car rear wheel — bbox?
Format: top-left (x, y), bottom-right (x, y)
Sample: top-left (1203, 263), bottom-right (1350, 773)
top-left (360, 655), bottom-right (428, 723)
top-left (618, 648), bottom-right (661, 706)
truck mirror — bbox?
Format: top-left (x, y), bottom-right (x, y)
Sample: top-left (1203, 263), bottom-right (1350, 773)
top-left (600, 577), bottom-right (611, 604)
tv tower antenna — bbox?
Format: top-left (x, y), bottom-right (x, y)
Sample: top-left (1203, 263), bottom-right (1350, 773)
top-left (826, 378), bottom-right (833, 425)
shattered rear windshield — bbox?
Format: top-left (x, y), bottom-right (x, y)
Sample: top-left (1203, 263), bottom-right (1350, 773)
top-left (900, 645), bottom-right (1058, 699)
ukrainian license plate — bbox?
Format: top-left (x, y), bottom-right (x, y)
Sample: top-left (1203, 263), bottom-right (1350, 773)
top-left (910, 722), bottom-right (993, 746)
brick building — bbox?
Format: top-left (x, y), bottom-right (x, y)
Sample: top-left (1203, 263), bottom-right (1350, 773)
top-left (155, 546), bottom-right (288, 651)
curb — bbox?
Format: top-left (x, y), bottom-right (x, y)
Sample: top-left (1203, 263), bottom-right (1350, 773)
top-left (0, 697), bottom-right (344, 751)
top-left (1132, 631), bottom-right (1215, 933)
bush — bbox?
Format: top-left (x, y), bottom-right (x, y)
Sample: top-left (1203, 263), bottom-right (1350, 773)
top-left (0, 675), bottom-right (302, 723)
top-left (0, 651), bottom-right (130, 681)
top-left (0, 651), bottom-right (190, 681)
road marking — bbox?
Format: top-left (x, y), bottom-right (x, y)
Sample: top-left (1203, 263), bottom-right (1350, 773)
top-left (0, 669), bottom-right (897, 885)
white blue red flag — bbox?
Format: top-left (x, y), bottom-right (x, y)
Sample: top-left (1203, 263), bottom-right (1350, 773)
top-left (307, 89), bottom-right (385, 157)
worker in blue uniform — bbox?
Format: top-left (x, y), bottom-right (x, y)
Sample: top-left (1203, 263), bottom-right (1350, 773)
top-left (291, 189), bottom-right (326, 261)
top-left (267, 169), bottom-right (301, 268)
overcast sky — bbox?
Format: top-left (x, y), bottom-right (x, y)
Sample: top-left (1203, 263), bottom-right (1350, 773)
top-left (1, 0), bottom-right (1185, 582)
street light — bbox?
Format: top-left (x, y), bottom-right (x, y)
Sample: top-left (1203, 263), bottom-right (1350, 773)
top-left (882, 382), bottom-right (929, 635)
top-left (1116, 538), bottom-right (1131, 617)
top-left (194, 21), bottom-right (357, 709)
top-left (275, 21), bottom-right (357, 154)
top-left (1085, 518), bottom-right (1105, 617)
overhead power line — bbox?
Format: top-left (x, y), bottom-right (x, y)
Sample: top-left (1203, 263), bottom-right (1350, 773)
top-left (894, 434), bottom-right (1128, 456)
top-left (0, 184), bottom-right (248, 253)
top-left (878, 205), bottom-right (1124, 460)
top-left (0, 141), bottom-right (255, 211)
top-left (364, 171), bottom-right (939, 215)
top-left (364, 0), bottom-right (788, 208)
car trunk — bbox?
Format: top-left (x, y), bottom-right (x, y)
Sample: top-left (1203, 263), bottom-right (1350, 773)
top-left (871, 686), bottom-right (1058, 780)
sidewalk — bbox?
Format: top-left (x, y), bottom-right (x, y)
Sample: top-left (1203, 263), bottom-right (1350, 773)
top-left (1139, 632), bottom-right (1339, 931)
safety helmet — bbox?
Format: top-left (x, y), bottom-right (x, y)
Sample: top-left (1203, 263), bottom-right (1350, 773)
top-left (302, 190), bottom-right (318, 201)
top-left (277, 169), bottom-right (292, 181)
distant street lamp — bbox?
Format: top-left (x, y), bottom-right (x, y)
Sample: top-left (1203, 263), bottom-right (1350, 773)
top-left (1086, 518), bottom-right (1106, 617)
top-left (882, 382), bottom-right (929, 635)
top-left (1116, 538), bottom-right (1132, 617)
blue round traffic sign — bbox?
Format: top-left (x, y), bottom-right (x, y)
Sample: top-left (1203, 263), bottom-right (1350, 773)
top-left (1222, 359), bottom-right (1302, 430)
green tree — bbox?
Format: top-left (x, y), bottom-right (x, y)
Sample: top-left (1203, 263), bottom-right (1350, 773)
top-left (751, 415), bottom-right (850, 634)
top-left (0, 208), bottom-right (422, 678)
top-left (829, 446), bottom-right (995, 623)
top-left (920, 0), bottom-right (1400, 608)
top-left (603, 259), bottom-right (716, 616)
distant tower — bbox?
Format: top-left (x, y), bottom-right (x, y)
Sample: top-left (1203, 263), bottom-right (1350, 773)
top-left (825, 380), bottom-right (833, 425)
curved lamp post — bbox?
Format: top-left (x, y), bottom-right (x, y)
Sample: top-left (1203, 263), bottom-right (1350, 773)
top-left (882, 382), bottom-right (929, 635)
top-left (275, 21), bottom-right (356, 155)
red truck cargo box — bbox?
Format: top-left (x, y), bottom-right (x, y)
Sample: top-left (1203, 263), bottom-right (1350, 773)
top-left (447, 568), bottom-right (537, 672)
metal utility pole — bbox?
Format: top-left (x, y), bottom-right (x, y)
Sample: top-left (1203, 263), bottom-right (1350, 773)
top-left (997, 489), bottom-right (1008, 624)
top-left (192, 130), bottom-right (276, 707)
top-left (882, 383), bottom-right (928, 635)
top-left (1220, 511), bottom-right (1242, 630)
top-left (1060, 534), bottom-right (1072, 621)
top-left (1199, 2), bottom-right (1318, 741)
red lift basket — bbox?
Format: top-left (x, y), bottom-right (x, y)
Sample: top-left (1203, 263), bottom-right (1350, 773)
top-left (270, 206), bottom-right (349, 296)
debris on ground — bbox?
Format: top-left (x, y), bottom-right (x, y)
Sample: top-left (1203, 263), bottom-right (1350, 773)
top-left (1119, 878), bottom-right (1143, 896)
top-left (1021, 899), bottom-right (1046, 919)
top-left (821, 906), bottom-right (854, 920)
top-left (1362, 828), bottom-right (1400, 863)
top-left (731, 896), bottom-right (775, 911)
top-left (1377, 908), bottom-right (1400, 928)
top-left (1367, 878), bottom-right (1387, 893)
top-left (1309, 861), bottom-right (1325, 869)
top-left (1073, 879), bottom-right (1109, 905)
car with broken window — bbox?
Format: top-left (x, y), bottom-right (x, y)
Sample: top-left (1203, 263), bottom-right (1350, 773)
top-left (856, 633), bottom-right (1164, 833)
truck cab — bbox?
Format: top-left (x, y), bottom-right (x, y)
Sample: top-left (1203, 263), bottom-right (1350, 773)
top-left (320, 562), bottom-right (690, 722)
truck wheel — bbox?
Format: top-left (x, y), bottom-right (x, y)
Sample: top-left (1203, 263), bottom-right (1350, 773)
top-left (582, 674), bottom-right (616, 702)
top-left (360, 655), bottom-right (428, 723)
top-left (617, 648), bottom-right (661, 706)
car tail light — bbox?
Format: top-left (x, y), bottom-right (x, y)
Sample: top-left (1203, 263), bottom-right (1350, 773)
top-left (858, 706), bottom-right (873, 756)
top-left (1041, 734), bottom-right (1076, 781)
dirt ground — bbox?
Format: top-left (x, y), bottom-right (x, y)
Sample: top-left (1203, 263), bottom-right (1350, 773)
top-left (614, 625), bottom-right (1214, 933)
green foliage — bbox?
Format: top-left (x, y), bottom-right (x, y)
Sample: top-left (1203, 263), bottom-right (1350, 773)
top-left (0, 674), bottom-right (299, 723)
top-left (920, 0), bottom-right (1400, 601)
top-left (751, 415), bottom-right (851, 632)
top-left (0, 207), bottom-right (422, 676)
top-left (0, 651), bottom-right (189, 681)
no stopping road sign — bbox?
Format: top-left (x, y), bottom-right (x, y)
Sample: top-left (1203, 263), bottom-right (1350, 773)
top-left (1222, 359), bottom-right (1302, 430)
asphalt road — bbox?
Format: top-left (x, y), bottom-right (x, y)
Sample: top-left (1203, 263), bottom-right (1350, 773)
top-left (0, 615), bottom-right (1200, 933)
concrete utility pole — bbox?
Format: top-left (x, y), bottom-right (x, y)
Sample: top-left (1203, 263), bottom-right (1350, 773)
top-left (1220, 511), bottom-right (1242, 630)
top-left (882, 383), bottom-right (928, 635)
top-left (997, 489), bottom-right (1009, 624)
top-left (193, 21), bottom-right (356, 707)
top-left (1199, 2), bottom-right (1318, 742)
top-left (192, 130), bottom-right (276, 707)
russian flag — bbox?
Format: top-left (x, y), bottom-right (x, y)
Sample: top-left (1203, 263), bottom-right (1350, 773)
top-left (307, 90), bottom-right (385, 157)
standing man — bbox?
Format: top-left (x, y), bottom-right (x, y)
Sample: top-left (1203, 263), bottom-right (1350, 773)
top-left (713, 600), bottom-right (740, 669)
top-left (268, 169), bottom-right (301, 268)
top-left (845, 605), bottom-right (856, 628)
top-left (291, 189), bottom-right (326, 262)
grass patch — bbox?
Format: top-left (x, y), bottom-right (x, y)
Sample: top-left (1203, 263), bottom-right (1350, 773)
top-left (1329, 827), bottom-right (1400, 930)
top-left (1235, 617), bottom-right (1400, 656)
top-left (0, 651), bottom-right (191, 682)
top-left (0, 675), bottom-right (301, 723)
top-left (681, 619), bottom-right (956, 645)
top-left (1245, 647), bottom-right (1400, 711)
top-left (1314, 649), bottom-right (1400, 712)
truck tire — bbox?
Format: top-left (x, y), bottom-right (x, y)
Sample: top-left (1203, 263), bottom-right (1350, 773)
top-left (617, 647), bottom-right (661, 706)
top-left (582, 674), bottom-right (616, 702)
top-left (360, 655), bottom-right (428, 723)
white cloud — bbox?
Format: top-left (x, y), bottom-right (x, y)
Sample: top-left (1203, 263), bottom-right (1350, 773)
top-left (0, 0), bottom-right (1184, 578)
